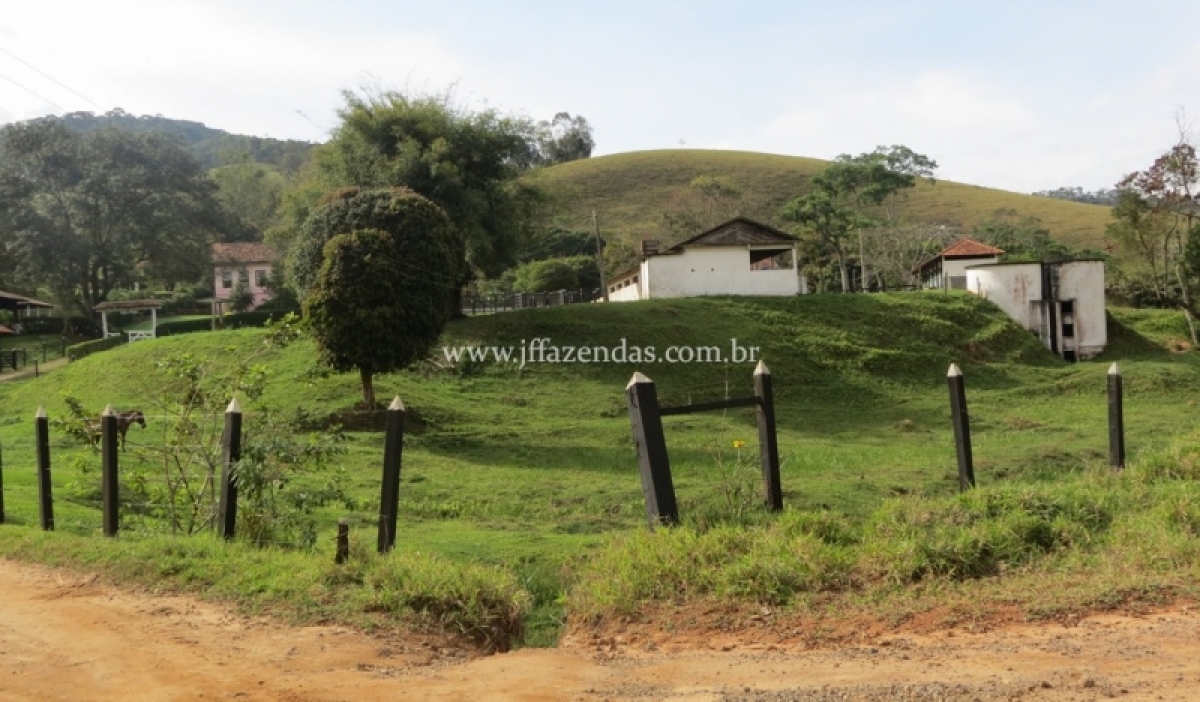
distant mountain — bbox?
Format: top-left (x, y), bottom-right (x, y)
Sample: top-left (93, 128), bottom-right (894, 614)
top-left (54, 109), bottom-right (316, 173)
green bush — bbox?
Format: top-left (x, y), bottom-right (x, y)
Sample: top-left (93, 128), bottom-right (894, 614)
top-left (154, 310), bottom-right (298, 338)
top-left (66, 334), bottom-right (126, 361)
top-left (511, 255), bottom-right (600, 294)
top-left (155, 318), bottom-right (214, 336)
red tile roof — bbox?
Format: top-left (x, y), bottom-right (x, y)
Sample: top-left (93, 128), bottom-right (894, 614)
top-left (212, 242), bottom-right (275, 264)
top-left (939, 238), bottom-right (1004, 258)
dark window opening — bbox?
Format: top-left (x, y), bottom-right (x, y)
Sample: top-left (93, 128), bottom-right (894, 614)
top-left (750, 248), bottom-right (794, 270)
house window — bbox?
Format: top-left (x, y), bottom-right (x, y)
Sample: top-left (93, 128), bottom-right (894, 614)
top-left (239, 269), bottom-right (250, 285)
top-left (220, 271), bottom-right (233, 289)
top-left (255, 269), bottom-right (268, 288)
top-left (749, 248), bottom-right (794, 270)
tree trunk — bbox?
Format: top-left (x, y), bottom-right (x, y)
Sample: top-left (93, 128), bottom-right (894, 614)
top-left (858, 230), bottom-right (868, 293)
top-left (360, 367), bottom-right (376, 408)
top-left (836, 250), bottom-right (850, 293)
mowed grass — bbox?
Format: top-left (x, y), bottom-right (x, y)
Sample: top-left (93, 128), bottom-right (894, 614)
top-left (0, 294), bottom-right (1198, 645)
top-left (533, 149), bottom-right (1114, 253)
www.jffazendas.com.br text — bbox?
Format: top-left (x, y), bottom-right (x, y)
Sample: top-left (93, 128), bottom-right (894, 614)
top-left (441, 338), bottom-right (761, 369)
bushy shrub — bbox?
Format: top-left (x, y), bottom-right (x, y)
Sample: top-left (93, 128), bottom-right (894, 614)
top-left (155, 319), bottom-right (214, 336)
top-left (66, 334), bottom-right (125, 361)
top-left (511, 255), bottom-right (600, 293)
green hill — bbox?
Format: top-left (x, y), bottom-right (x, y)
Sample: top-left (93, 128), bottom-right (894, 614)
top-left (535, 149), bottom-right (1113, 253)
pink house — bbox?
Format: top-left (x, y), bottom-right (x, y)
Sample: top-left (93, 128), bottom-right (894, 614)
top-left (212, 242), bottom-right (276, 310)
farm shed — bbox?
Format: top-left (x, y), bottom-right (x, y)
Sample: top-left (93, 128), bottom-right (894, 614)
top-left (913, 239), bottom-right (1004, 290)
top-left (0, 289), bottom-right (54, 319)
top-left (606, 217), bottom-right (807, 301)
top-left (965, 259), bottom-right (1107, 361)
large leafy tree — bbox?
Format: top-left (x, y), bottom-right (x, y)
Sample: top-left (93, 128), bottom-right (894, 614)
top-left (313, 90), bottom-right (542, 286)
top-left (1110, 126), bottom-right (1200, 339)
top-left (780, 183), bottom-right (866, 293)
top-left (0, 119), bottom-right (225, 313)
top-left (781, 146), bottom-right (937, 292)
top-left (534, 112), bottom-right (594, 165)
top-left (300, 188), bottom-right (462, 407)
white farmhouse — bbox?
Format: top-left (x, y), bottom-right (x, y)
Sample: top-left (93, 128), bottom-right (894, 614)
top-left (606, 217), bottom-right (806, 301)
top-left (965, 259), bottom-right (1107, 362)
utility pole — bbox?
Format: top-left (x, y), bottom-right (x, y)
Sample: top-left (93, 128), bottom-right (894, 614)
top-left (594, 210), bottom-right (610, 302)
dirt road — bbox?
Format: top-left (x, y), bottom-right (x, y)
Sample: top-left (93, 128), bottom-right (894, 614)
top-left (2, 558), bottom-right (1200, 701)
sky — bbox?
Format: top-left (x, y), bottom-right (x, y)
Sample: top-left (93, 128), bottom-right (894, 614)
top-left (1, 0), bottom-right (1197, 193)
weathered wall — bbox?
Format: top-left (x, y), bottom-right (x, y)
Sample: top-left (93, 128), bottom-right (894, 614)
top-left (646, 246), bottom-right (800, 298)
top-left (966, 263), bottom-right (1042, 329)
top-left (1057, 260), bottom-right (1107, 359)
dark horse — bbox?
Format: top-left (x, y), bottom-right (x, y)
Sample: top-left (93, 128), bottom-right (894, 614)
top-left (86, 410), bottom-right (147, 451)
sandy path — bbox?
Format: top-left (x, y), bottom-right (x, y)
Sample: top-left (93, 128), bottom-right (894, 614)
top-left (2, 558), bottom-right (1200, 701)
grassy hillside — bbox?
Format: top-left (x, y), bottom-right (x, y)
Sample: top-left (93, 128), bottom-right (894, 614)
top-left (1, 295), bottom-right (1198, 645)
top-left (535, 150), bottom-right (1113, 252)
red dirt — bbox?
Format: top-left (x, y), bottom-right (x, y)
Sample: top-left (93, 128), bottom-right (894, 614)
top-left (3, 558), bottom-right (1200, 700)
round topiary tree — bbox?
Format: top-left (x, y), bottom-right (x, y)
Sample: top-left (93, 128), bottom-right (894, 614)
top-left (290, 186), bottom-right (468, 301)
top-left (300, 188), bottom-right (462, 406)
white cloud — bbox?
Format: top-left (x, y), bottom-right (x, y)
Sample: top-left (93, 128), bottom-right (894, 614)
top-left (0, 0), bottom-right (465, 140)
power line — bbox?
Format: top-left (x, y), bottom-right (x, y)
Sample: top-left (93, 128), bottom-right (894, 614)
top-left (0, 69), bottom-right (68, 113)
top-left (0, 46), bottom-right (101, 109)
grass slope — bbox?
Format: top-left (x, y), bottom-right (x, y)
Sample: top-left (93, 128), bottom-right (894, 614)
top-left (535, 150), bottom-right (1112, 252)
top-left (0, 295), bottom-right (1197, 645)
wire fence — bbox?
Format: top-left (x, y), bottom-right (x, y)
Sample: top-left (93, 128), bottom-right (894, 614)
top-left (460, 289), bottom-right (599, 316)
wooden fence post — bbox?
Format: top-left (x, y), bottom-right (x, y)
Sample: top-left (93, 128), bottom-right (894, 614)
top-left (35, 406), bottom-right (53, 530)
top-left (336, 518), bottom-right (350, 564)
top-left (626, 372), bottom-right (678, 527)
top-left (101, 404), bottom-right (119, 536)
top-left (754, 361), bottom-right (783, 512)
top-left (1108, 362), bottom-right (1125, 470)
top-left (377, 396), bottom-right (405, 554)
top-left (218, 398), bottom-right (242, 540)
top-left (947, 364), bottom-right (976, 491)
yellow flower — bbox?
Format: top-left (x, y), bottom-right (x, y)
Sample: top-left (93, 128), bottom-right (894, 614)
top-left (732, 440), bottom-right (746, 449)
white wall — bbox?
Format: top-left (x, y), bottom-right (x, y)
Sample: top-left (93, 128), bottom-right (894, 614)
top-left (646, 246), bottom-right (800, 298)
top-left (966, 263), bottom-right (1042, 328)
top-left (1057, 260), bottom-right (1107, 359)
top-left (608, 281), bottom-right (642, 301)
top-left (943, 256), bottom-right (999, 288)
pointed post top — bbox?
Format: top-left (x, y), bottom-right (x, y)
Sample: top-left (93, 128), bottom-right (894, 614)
top-left (627, 371), bottom-right (652, 389)
top-left (35, 406), bottom-right (46, 419)
top-left (388, 396), bottom-right (405, 411)
top-left (1108, 362), bottom-right (1121, 376)
top-left (102, 404), bottom-right (116, 417)
top-left (226, 397), bottom-right (241, 414)
top-left (948, 363), bottom-right (963, 378)
top-left (753, 359), bottom-right (770, 376)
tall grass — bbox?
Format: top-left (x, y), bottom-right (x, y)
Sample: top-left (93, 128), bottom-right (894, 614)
top-left (569, 430), bottom-right (1200, 622)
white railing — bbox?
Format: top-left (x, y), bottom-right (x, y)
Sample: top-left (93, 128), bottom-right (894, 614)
top-left (127, 330), bottom-right (155, 342)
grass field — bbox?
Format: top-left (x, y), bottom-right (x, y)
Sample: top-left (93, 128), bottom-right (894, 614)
top-left (1, 293), bottom-right (1198, 647)
top-left (533, 150), bottom-right (1114, 253)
